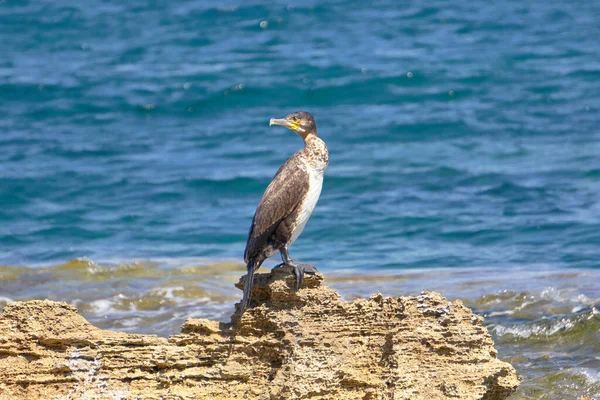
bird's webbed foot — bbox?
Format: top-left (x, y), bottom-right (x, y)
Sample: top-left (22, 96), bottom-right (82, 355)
top-left (296, 263), bottom-right (318, 275)
top-left (290, 262), bottom-right (304, 291)
top-left (279, 248), bottom-right (318, 290)
top-left (274, 262), bottom-right (319, 290)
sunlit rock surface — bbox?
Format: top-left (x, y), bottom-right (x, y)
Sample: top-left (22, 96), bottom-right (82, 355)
top-left (0, 268), bottom-right (518, 399)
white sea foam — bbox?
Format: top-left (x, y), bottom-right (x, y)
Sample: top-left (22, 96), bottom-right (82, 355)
top-left (578, 368), bottom-right (600, 384)
top-left (493, 317), bottom-right (579, 339)
top-left (89, 299), bottom-right (115, 315)
top-left (118, 317), bottom-right (143, 328)
top-left (151, 286), bottom-right (185, 300)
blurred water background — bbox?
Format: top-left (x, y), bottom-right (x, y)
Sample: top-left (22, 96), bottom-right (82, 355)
top-left (1, 1), bottom-right (599, 398)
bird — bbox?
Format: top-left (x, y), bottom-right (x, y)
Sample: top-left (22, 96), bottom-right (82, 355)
top-left (241, 111), bottom-right (329, 312)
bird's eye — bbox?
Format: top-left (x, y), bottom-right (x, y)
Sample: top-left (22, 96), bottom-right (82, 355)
top-left (292, 116), bottom-right (298, 122)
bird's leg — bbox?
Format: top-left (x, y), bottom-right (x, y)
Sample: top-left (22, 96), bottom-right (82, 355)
top-left (280, 247), bottom-right (303, 290)
top-left (281, 246), bottom-right (294, 265)
top-left (279, 247), bottom-right (319, 290)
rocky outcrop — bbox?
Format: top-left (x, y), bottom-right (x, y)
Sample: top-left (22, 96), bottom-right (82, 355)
top-left (0, 266), bottom-right (518, 399)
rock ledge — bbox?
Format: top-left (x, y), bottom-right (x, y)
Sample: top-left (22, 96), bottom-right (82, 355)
top-left (0, 268), bottom-right (519, 399)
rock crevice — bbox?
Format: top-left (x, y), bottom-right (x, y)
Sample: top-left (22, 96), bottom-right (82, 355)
top-left (0, 268), bottom-right (519, 399)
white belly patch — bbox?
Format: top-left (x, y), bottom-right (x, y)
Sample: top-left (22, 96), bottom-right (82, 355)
top-left (289, 166), bottom-right (324, 245)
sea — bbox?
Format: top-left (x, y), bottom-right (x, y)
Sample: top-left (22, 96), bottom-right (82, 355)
top-left (1, 1), bottom-right (599, 398)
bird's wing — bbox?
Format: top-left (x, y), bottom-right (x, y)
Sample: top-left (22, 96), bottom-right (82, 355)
top-left (244, 156), bottom-right (309, 264)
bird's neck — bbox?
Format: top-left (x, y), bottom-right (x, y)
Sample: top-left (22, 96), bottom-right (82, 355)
top-left (302, 133), bottom-right (329, 169)
top-left (302, 132), bottom-right (319, 145)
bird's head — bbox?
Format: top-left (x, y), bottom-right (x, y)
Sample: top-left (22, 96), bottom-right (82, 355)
top-left (269, 111), bottom-right (317, 139)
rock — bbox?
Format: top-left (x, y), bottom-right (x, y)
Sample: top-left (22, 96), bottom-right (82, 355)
top-left (0, 269), bottom-right (519, 399)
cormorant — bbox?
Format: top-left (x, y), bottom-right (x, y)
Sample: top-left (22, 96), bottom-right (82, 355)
top-left (241, 111), bottom-right (329, 312)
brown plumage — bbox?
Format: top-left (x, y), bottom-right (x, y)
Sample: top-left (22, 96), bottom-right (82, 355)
top-left (244, 155), bottom-right (309, 265)
top-left (241, 111), bottom-right (328, 312)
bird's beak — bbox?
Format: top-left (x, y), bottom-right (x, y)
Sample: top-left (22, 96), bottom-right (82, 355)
top-left (269, 118), bottom-right (297, 130)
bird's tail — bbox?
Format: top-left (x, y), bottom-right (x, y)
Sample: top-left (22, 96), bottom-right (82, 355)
top-left (241, 261), bottom-right (257, 313)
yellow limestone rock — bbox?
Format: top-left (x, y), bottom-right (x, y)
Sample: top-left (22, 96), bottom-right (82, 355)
top-left (0, 267), bottom-right (518, 399)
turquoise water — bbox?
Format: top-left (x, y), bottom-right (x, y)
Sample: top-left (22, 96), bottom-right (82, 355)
top-left (1, 1), bottom-right (600, 398)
